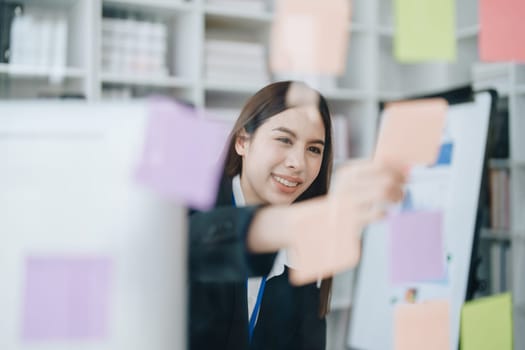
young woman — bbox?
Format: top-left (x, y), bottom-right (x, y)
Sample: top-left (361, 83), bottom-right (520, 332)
top-left (189, 81), bottom-right (406, 350)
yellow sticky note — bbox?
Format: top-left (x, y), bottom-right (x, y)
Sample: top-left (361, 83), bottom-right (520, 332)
top-left (374, 98), bottom-right (447, 166)
top-left (394, 300), bottom-right (450, 350)
top-left (461, 293), bottom-right (513, 350)
top-left (394, 0), bottom-right (456, 62)
top-left (270, 0), bottom-right (351, 75)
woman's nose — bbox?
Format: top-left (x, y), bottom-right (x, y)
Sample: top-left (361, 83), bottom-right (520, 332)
top-left (285, 147), bottom-right (305, 170)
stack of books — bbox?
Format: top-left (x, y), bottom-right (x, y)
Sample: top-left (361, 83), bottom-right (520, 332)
top-left (8, 9), bottom-right (68, 73)
top-left (332, 114), bottom-right (350, 163)
top-left (206, 0), bottom-right (267, 12)
top-left (204, 39), bottom-right (269, 86)
top-left (472, 62), bottom-right (513, 96)
top-left (101, 17), bottom-right (168, 76)
top-left (489, 237), bottom-right (512, 295)
top-left (489, 162), bottom-right (511, 230)
top-left (101, 86), bottom-right (133, 100)
top-left (205, 107), bottom-right (240, 125)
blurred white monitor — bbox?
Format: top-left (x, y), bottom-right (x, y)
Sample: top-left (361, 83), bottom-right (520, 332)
top-left (0, 102), bottom-right (186, 350)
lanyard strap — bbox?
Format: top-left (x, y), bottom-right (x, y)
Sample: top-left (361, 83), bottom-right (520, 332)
top-left (233, 184), bottom-right (266, 342)
top-left (248, 276), bottom-right (267, 343)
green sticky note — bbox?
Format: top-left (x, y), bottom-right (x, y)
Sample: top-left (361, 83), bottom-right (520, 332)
top-left (394, 0), bottom-right (456, 62)
top-left (461, 293), bottom-right (513, 350)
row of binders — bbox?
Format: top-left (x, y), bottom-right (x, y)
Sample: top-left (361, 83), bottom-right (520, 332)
top-left (489, 166), bottom-right (511, 230)
top-left (206, 0), bottom-right (267, 12)
top-left (204, 38), bottom-right (270, 85)
top-left (1, 3), bottom-right (67, 79)
top-left (102, 17), bottom-right (169, 76)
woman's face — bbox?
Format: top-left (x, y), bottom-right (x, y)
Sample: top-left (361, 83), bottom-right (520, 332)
top-left (235, 105), bottom-right (326, 205)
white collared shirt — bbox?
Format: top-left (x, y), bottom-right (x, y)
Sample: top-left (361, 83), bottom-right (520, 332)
top-left (232, 175), bottom-right (289, 321)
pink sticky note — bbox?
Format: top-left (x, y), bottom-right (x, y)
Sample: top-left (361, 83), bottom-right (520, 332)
top-left (375, 98), bottom-right (447, 166)
top-left (22, 256), bottom-right (112, 341)
top-left (136, 99), bottom-right (232, 210)
top-left (480, 0), bottom-right (525, 62)
top-left (270, 0), bottom-right (351, 75)
top-left (394, 300), bottom-right (450, 350)
top-left (389, 211), bottom-right (446, 285)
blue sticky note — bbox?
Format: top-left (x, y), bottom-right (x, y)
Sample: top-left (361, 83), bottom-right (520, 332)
top-left (401, 188), bottom-right (414, 211)
top-left (435, 142), bottom-right (453, 166)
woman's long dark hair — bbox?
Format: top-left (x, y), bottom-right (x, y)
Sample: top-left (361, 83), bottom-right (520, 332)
top-left (223, 81), bottom-right (334, 317)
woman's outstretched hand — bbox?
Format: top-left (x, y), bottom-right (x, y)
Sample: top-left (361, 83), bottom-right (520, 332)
top-left (329, 159), bottom-right (408, 226)
top-left (247, 159), bottom-right (408, 285)
top-left (287, 159), bottom-right (408, 285)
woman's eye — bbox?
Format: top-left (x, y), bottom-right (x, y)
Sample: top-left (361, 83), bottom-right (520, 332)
top-left (277, 137), bottom-right (292, 145)
top-left (308, 146), bottom-right (322, 155)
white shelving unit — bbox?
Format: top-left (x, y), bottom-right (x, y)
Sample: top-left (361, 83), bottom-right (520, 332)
top-left (472, 61), bottom-right (525, 349)
top-left (1, 0), bottom-right (523, 348)
top-left (0, 0), bottom-right (379, 139)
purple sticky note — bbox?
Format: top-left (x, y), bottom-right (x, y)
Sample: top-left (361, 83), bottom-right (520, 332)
top-left (136, 98), bottom-right (232, 210)
top-left (389, 211), bottom-right (445, 285)
top-left (22, 256), bottom-right (112, 341)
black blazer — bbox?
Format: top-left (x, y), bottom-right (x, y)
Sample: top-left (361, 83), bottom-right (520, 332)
top-left (189, 177), bottom-right (326, 350)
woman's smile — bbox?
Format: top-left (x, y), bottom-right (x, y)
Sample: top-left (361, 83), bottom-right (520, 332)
top-left (271, 173), bottom-right (303, 193)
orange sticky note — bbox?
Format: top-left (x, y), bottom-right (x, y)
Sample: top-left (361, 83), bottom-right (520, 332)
top-left (394, 300), bottom-right (450, 350)
top-left (374, 98), bottom-right (447, 165)
top-left (480, 0), bottom-right (525, 62)
top-left (287, 198), bottom-right (362, 286)
top-left (270, 0), bottom-right (351, 75)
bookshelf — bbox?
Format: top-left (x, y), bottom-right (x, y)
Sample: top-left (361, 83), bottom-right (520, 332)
top-left (0, 0), bottom-right (379, 131)
top-left (473, 62), bottom-right (525, 349)
top-left (0, 0), bottom-right (523, 348)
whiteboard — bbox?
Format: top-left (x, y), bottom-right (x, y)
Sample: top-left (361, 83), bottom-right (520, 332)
top-left (347, 91), bottom-right (494, 350)
top-left (0, 102), bottom-right (186, 350)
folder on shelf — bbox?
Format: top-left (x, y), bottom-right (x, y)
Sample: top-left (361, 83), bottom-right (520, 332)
top-left (0, 2), bottom-right (23, 63)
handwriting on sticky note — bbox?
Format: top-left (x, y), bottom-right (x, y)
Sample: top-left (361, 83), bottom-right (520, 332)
top-left (480, 0), bottom-right (525, 62)
top-left (270, 0), bottom-right (350, 75)
top-left (375, 98), bottom-right (447, 166)
top-left (460, 293), bottom-right (513, 350)
top-left (389, 210), bottom-right (446, 284)
top-left (394, 300), bottom-right (450, 350)
top-left (22, 256), bottom-right (112, 341)
top-left (136, 99), bottom-right (231, 210)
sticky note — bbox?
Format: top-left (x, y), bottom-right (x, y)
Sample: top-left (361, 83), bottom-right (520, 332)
top-left (394, 300), bottom-right (450, 350)
top-left (288, 198), bottom-right (362, 285)
top-left (480, 0), bottom-right (525, 62)
top-left (389, 210), bottom-right (445, 284)
top-left (435, 142), bottom-right (454, 166)
top-left (460, 293), bottom-right (513, 350)
top-left (375, 98), bottom-right (447, 166)
top-left (22, 256), bottom-right (112, 341)
top-left (136, 98), bottom-right (231, 210)
top-left (394, 0), bottom-right (456, 62)
top-left (270, 0), bottom-right (351, 75)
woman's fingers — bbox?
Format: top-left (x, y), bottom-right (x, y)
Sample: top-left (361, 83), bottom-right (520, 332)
top-left (335, 159), bottom-right (407, 196)
top-left (331, 158), bottom-right (408, 225)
